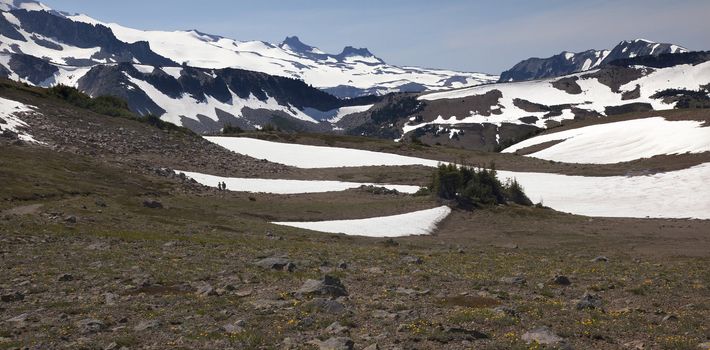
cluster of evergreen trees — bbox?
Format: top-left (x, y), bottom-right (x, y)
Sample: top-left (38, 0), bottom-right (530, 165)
top-left (431, 163), bottom-right (533, 209)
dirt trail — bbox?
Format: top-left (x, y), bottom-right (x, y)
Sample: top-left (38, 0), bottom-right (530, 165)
top-left (1, 203), bottom-right (43, 216)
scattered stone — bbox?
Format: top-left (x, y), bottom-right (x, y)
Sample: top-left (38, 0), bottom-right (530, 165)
top-left (363, 344), bottom-right (379, 350)
top-left (222, 321), bottom-right (245, 334)
top-left (1, 291), bottom-right (24, 302)
top-left (624, 340), bottom-right (646, 349)
top-left (521, 326), bottom-right (564, 345)
top-left (576, 292), bottom-right (603, 310)
top-left (254, 257), bottom-right (296, 272)
top-left (401, 256), bottom-right (423, 264)
top-left (304, 298), bottom-right (347, 314)
top-left (143, 199), bottom-right (163, 209)
top-left (64, 215), bottom-right (77, 224)
top-left (133, 319), bottom-right (160, 331)
top-left (250, 299), bottom-right (291, 310)
top-left (552, 275), bottom-right (572, 286)
top-left (6, 313), bottom-right (29, 324)
top-left (77, 318), bottom-right (106, 334)
top-left (103, 292), bottom-right (119, 305)
top-left (325, 322), bottom-right (349, 335)
top-left (296, 275), bottom-right (348, 298)
top-left (697, 342), bottom-right (710, 350)
top-left (591, 256), bottom-right (609, 263)
top-left (105, 342), bottom-right (118, 350)
top-left (58, 273), bottom-right (74, 282)
top-left (196, 283), bottom-right (217, 297)
top-left (662, 314), bottom-right (678, 322)
top-left (309, 337), bottom-right (354, 350)
top-left (372, 310), bottom-right (398, 320)
top-left (235, 290), bottom-right (252, 297)
top-left (500, 276), bottom-right (527, 286)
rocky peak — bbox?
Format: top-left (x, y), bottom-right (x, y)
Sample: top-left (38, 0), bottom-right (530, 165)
top-left (280, 36), bottom-right (319, 54)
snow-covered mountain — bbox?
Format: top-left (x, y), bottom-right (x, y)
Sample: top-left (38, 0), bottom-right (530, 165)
top-left (0, 0), bottom-right (498, 132)
top-left (0, 0), bottom-right (496, 98)
top-left (499, 39), bottom-right (688, 82)
top-left (346, 51), bottom-right (710, 150)
top-left (64, 19), bottom-right (496, 98)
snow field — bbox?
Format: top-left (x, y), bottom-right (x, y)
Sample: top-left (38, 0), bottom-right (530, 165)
top-left (503, 117), bottom-right (710, 164)
top-left (272, 206), bottom-right (452, 237)
top-left (176, 170), bottom-right (421, 194)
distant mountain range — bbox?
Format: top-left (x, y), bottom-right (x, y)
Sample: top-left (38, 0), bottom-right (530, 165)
top-left (0, 0), bottom-right (705, 139)
top-left (499, 39), bottom-right (688, 82)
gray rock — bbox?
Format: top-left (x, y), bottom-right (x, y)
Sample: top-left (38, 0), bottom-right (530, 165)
top-left (6, 313), bottom-right (29, 324)
top-left (697, 342), bottom-right (710, 349)
top-left (296, 275), bottom-right (348, 298)
top-left (222, 321), bottom-right (245, 334)
top-left (105, 342), bottom-right (118, 350)
top-left (58, 273), bottom-right (74, 282)
top-left (304, 298), bottom-right (347, 314)
top-left (363, 344), bottom-right (379, 350)
top-left (133, 319), bottom-right (160, 331)
top-left (103, 292), bottom-right (119, 305)
top-left (401, 256), bottom-right (423, 264)
top-left (591, 256), bottom-right (609, 262)
top-left (662, 314), bottom-right (678, 322)
top-left (576, 292), bottom-right (602, 310)
top-left (77, 318), bottom-right (106, 334)
top-left (325, 321), bottom-right (349, 335)
top-left (500, 276), bottom-right (527, 286)
top-left (552, 275), bottom-right (572, 286)
top-left (64, 215), bottom-right (77, 224)
top-left (309, 337), bottom-right (354, 350)
top-left (254, 257), bottom-right (296, 272)
top-left (143, 199), bottom-right (163, 209)
top-left (196, 283), bottom-right (217, 297)
top-left (521, 326), bottom-right (564, 345)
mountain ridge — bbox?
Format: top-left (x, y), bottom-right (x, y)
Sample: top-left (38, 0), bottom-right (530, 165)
top-left (499, 39), bottom-right (688, 82)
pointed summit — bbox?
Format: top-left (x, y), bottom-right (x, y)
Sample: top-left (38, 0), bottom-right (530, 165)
top-left (339, 46), bottom-right (374, 58)
top-left (280, 36), bottom-right (322, 55)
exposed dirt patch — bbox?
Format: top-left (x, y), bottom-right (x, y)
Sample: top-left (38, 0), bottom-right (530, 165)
top-left (551, 76), bottom-right (582, 94)
top-left (582, 66), bottom-right (647, 93)
top-left (512, 139), bottom-right (566, 155)
top-left (622, 84), bottom-right (641, 100)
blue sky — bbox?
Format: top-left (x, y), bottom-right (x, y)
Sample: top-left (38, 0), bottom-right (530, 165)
top-left (42, 0), bottom-right (710, 74)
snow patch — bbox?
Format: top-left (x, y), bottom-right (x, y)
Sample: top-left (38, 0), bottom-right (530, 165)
top-left (273, 206), bottom-right (452, 237)
top-left (503, 117), bottom-right (710, 164)
top-left (204, 136), bottom-right (442, 168)
top-left (176, 170), bottom-right (421, 194)
top-left (0, 96), bottom-right (41, 143)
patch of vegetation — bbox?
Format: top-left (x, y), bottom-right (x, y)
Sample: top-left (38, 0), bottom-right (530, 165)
top-left (44, 85), bottom-right (194, 134)
top-left (494, 128), bottom-right (544, 152)
top-left (47, 84), bottom-right (134, 118)
top-left (651, 88), bottom-right (710, 109)
top-left (430, 163), bottom-right (533, 208)
top-left (222, 123), bottom-right (244, 135)
top-left (370, 96), bottom-right (425, 124)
